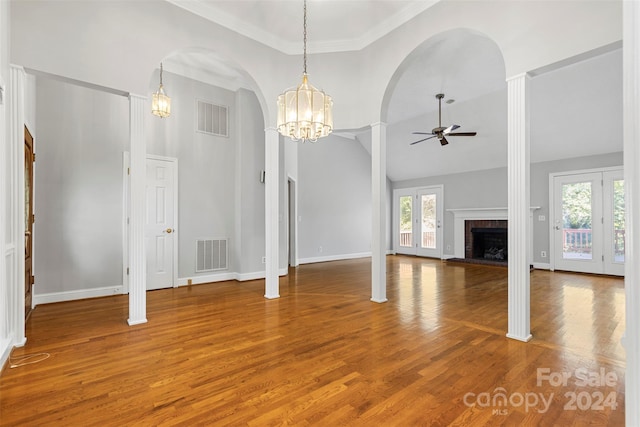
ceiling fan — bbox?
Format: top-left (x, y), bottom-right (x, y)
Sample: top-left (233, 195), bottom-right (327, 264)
top-left (410, 93), bottom-right (477, 146)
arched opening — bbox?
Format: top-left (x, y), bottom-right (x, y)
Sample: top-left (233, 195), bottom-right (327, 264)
top-left (142, 48), bottom-right (268, 293)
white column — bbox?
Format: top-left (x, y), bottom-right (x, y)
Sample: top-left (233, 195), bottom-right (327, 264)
top-left (264, 127), bottom-right (280, 299)
top-left (8, 65), bottom-right (26, 346)
top-left (127, 94), bottom-right (147, 325)
top-left (371, 122), bottom-right (387, 303)
top-left (624, 1), bottom-right (640, 424)
top-left (506, 73), bottom-right (532, 342)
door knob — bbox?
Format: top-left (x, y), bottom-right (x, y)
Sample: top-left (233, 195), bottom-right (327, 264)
top-left (165, 228), bottom-right (173, 233)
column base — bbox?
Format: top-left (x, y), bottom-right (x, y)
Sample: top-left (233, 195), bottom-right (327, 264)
top-left (127, 318), bottom-right (148, 326)
top-left (506, 333), bottom-right (533, 342)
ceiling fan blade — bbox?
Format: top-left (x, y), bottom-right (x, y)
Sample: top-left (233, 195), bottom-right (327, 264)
top-left (439, 136), bottom-right (449, 146)
top-left (412, 132), bottom-right (435, 135)
top-left (447, 132), bottom-right (477, 136)
top-left (410, 135), bottom-right (437, 145)
top-left (443, 124), bottom-right (460, 134)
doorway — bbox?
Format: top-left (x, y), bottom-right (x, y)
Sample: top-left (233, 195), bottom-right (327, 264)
top-left (24, 126), bottom-right (34, 319)
top-left (393, 185), bottom-right (444, 258)
top-left (145, 155), bottom-right (178, 290)
top-left (550, 168), bottom-right (624, 276)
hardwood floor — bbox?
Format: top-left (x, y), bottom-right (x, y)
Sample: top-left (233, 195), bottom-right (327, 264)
top-left (0, 256), bottom-right (625, 426)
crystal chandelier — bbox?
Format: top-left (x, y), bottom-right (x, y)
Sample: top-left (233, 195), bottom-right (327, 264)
top-left (277, 0), bottom-right (333, 142)
top-left (151, 63), bottom-right (171, 118)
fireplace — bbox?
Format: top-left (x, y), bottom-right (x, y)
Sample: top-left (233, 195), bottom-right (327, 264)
top-left (465, 220), bottom-right (508, 262)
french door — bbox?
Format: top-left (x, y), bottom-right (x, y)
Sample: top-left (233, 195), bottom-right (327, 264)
top-left (394, 186), bottom-right (443, 258)
top-left (551, 169), bottom-right (624, 276)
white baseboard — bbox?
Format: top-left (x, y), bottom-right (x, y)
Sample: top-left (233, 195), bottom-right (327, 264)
top-left (236, 269), bottom-right (289, 282)
top-left (180, 268), bottom-right (289, 285)
top-left (442, 254), bottom-right (456, 260)
top-left (235, 271), bottom-right (264, 281)
top-left (299, 252), bottom-right (371, 265)
top-left (34, 285), bottom-right (124, 305)
top-left (1, 337), bottom-right (12, 371)
top-left (177, 272), bottom-right (236, 286)
top-left (532, 262), bottom-right (551, 270)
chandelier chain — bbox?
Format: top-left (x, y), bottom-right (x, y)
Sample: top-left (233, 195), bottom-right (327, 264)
top-left (160, 63), bottom-right (164, 86)
top-left (303, 0), bottom-right (307, 75)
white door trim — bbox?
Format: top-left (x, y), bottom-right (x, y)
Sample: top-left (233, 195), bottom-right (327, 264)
top-left (124, 153), bottom-right (179, 292)
top-left (393, 188), bottom-right (416, 255)
top-left (548, 166), bottom-right (623, 274)
top-left (287, 175), bottom-right (298, 267)
top-left (416, 186), bottom-right (444, 259)
top-left (122, 152), bottom-right (130, 294)
top-left (603, 169), bottom-right (625, 276)
top-left (146, 154), bottom-right (179, 289)
top-left (393, 185), bottom-right (444, 259)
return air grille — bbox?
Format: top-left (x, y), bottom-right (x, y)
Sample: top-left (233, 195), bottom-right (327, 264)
top-left (196, 238), bottom-right (228, 272)
top-left (197, 100), bottom-right (228, 137)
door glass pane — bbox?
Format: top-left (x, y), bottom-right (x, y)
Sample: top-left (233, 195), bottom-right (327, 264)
top-left (613, 179), bottom-right (625, 263)
top-left (562, 182), bottom-right (592, 260)
top-left (421, 194), bottom-right (436, 249)
top-left (399, 196), bottom-right (412, 247)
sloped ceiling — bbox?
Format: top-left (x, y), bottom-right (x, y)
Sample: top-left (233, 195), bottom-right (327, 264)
top-left (163, 1), bottom-right (623, 182)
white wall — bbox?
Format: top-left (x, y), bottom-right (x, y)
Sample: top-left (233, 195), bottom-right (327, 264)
top-left (0, 0), bottom-right (12, 368)
top-left (34, 77), bottom-right (128, 297)
top-left (32, 69), bottom-right (267, 297)
top-left (235, 88), bottom-right (266, 277)
top-left (531, 152), bottom-right (623, 265)
top-left (393, 152), bottom-right (623, 263)
top-left (530, 48), bottom-right (623, 163)
top-left (298, 134), bottom-right (374, 263)
top-left (393, 167), bottom-right (508, 257)
top-left (9, 1), bottom-right (621, 131)
top-left (147, 70), bottom-right (239, 279)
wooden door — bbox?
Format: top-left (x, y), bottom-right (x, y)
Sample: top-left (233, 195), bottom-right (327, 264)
top-left (24, 126), bottom-right (34, 319)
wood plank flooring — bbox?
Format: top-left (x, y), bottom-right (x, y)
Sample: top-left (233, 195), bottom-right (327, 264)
top-left (0, 256), bottom-right (625, 426)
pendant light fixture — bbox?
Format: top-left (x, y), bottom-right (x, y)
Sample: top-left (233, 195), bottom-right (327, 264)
top-left (151, 63), bottom-right (171, 118)
top-left (277, 0), bottom-right (333, 142)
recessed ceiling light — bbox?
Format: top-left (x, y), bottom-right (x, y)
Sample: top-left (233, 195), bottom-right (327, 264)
top-left (446, 99), bottom-right (455, 104)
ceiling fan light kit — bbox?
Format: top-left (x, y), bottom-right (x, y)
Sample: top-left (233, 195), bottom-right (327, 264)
top-left (410, 93), bottom-right (477, 146)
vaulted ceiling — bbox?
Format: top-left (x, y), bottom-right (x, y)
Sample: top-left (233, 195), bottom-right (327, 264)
top-left (164, 0), bottom-right (623, 182)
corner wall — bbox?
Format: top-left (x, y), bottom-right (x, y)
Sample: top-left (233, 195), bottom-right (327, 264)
top-left (0, 0), bottom-right (12, 369)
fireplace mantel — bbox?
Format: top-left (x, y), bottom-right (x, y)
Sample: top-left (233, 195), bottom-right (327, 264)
top-left (448, 207), bottom-right (540, 259)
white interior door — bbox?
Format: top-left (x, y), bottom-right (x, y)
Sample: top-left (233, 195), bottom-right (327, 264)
top-left (146, 156), bottom-right (177, 290)
top-left (394, 186), bottom-right (443, 258)
top-left (552, 169), bottom-right (624, 276)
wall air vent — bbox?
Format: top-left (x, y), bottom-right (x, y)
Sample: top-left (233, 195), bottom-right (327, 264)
top-left (197, 100), bottom-right (228, 137)
top-left (196, 238), bottom-right (228, 272)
